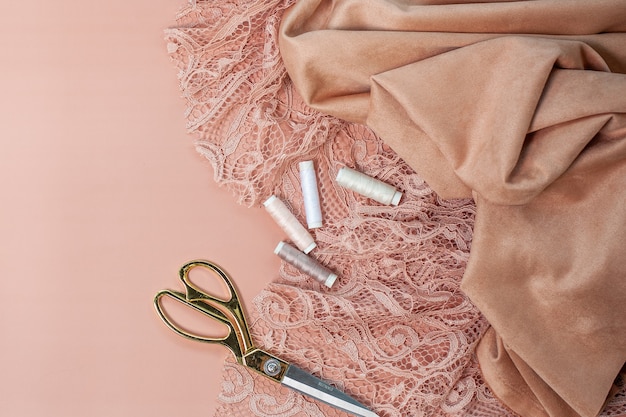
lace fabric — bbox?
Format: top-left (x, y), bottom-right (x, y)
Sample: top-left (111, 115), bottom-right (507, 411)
top-left (164, 1), bottom-right (626, 416)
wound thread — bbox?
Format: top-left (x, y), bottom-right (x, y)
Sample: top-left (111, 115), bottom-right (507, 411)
top-left (274, 241), bottom-right (338, 288)
top-left (299, 160), bottom-right (323, 229)
top-left (336, 166), bottom-right (402, 206)
top-left (263, 195), bottom-right (316, 253)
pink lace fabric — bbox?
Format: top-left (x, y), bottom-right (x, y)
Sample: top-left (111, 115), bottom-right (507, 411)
top-left (164, 1), bottom-right (626, 416)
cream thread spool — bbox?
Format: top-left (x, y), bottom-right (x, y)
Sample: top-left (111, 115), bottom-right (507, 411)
top-left (274, 241), bottom-right (338, 288)
top-left (299, 160), bottom-right (323, 229)
top-left (263, 195), bottom-right (316, 253)
top-left (336, 166), bottom-right (402, 206)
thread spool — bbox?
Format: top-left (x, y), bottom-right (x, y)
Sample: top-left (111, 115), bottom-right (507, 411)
top-left (299, 160), bottom-right (323, 229)
top-left (336, 166), bottom-right (402, 206)
top-left (274, 241), bottom-right (338, 288)
top-left (263, 195), bottom-right (316, 253)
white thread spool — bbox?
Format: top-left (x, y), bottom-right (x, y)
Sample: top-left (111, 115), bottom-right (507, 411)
top-left (274, 241), bottom-right (338, 288)
top-left (299, 160), bottom-right (323, 229)
top-left (336, 167), bottom-right (402, 206)
top-left (263, 195), bottom-right (316, 253)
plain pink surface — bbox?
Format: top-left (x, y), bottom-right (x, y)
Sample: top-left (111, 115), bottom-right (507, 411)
top-left (0, 1), bottom-right (282, 416)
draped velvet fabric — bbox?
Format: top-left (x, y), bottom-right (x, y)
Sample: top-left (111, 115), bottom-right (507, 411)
top-left (278, 1), bottom-right (626, 416)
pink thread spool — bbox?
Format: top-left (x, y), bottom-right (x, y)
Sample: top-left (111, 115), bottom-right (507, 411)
top-left (274, 241), bottom-right (338, 288)
top-left (263, 195), bottom-right (316, 253)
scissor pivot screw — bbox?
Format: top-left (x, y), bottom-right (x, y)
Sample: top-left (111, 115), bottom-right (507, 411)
top-left (263, 359), bottom-right (281, 377)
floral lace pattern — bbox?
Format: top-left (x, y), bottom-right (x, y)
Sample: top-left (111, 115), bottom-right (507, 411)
top-left (164, 1), bottom-right (626, 416)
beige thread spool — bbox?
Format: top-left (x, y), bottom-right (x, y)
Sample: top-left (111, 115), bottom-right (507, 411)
top-left (336, 166), bottom-right (402, 206)
top-left (299, 160), bottom-right (323, 229)
top-left (274, 241), bottom-right (338, 288)
top-left (263, 195), bottom-right (316, 254)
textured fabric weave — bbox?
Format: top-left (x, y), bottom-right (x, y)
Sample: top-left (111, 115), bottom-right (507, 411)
top-left (165, 1), bottom-right (626, 416)
top-left (278, 1), bottom-right (626, 416)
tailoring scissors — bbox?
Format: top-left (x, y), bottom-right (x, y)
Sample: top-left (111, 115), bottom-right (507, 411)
top-left (154, 259), bottom-right (379, 417)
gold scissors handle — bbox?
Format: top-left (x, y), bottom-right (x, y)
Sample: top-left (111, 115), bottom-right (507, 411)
top-left (153, 260), bottom-right (254, 363)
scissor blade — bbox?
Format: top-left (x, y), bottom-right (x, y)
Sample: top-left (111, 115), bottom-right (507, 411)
top-left (281, 365), bottom-right (379, 417)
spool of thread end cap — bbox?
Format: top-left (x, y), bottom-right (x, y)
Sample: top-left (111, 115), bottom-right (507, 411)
top-left (302, 241), bottom-right (317, 254)
top-left (390, 190), bottom-right (402, 206)
top-left (324, 272), bottom-right (338, 288)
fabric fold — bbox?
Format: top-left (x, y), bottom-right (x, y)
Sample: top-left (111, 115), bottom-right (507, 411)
top-left (279, 0), bottom-right (626, 416)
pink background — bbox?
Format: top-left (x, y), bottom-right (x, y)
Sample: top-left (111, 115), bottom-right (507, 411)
top-left (0, 1), bottom-right (282, 415)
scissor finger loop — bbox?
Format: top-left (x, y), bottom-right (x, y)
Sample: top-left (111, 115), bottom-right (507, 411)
top-left (179, 260), bottom-right (235, 301)
top-left (178, 260), bottom-right (254, 352)
top-left (153, 289), bottom-right (245, 360)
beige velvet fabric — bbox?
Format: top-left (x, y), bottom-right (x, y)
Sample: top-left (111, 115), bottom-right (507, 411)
top-left (278, 1), bottom-right (626, 416)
